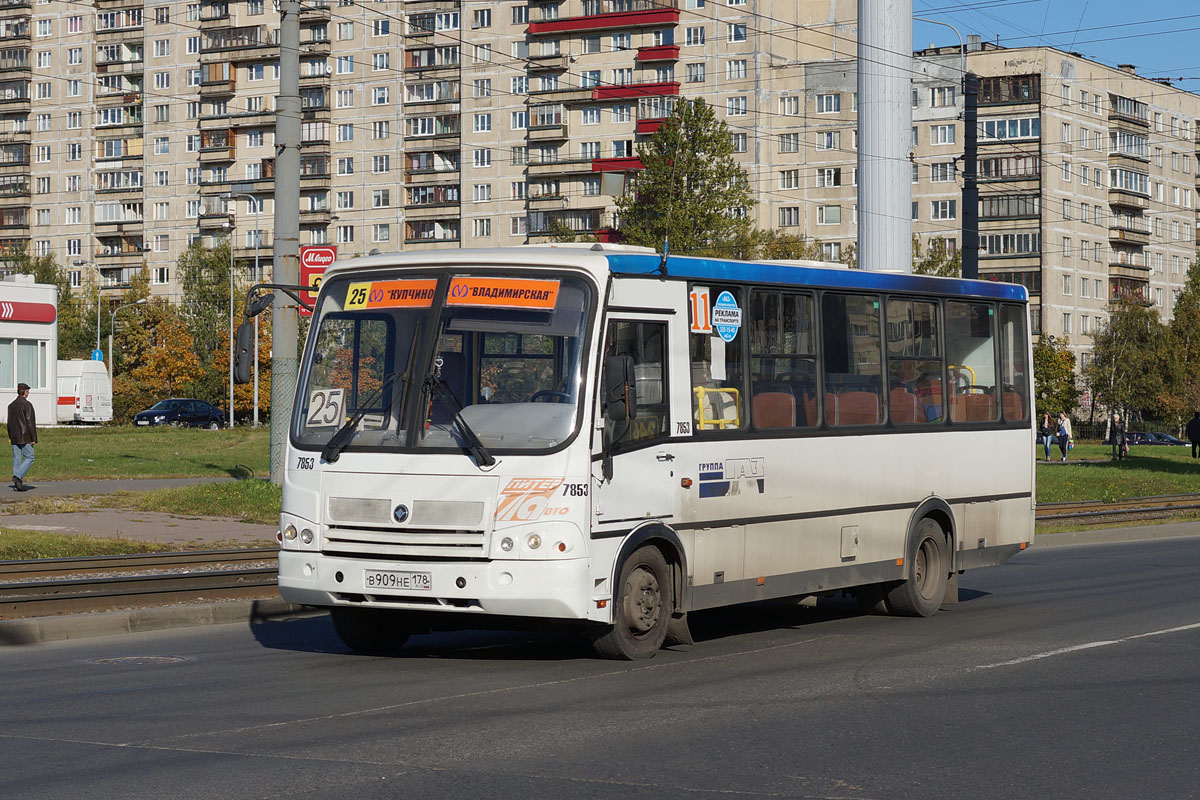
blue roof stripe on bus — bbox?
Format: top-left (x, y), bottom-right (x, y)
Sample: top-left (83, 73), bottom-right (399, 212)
top-left (604, 254), bottom-right (1029, 302)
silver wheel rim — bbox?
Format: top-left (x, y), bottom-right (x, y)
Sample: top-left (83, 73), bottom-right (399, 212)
top-left (624, 565), bottom-right (661, 636)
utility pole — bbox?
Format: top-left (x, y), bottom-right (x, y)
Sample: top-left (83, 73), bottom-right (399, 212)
top-left (961, 71), bottom-right (980, 280)
top-left (858, 0), bottom-right (913, 272)
top-left (271, 0), bottom-right (302, 483)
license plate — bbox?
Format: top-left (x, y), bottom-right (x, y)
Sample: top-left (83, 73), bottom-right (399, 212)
top-left (364, 570), bottom-right (431, 591)
top-left (136, 420), bottom-right (149, 426)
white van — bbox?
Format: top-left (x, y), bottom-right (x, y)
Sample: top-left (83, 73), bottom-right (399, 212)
top-left (56, 360), bottom-right (113, 424)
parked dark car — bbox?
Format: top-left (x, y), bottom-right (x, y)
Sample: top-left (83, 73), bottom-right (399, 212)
top-left (1121, 431), bottom-right (1155, 446)
top-left (134, 399), bottom-right (225, 429)
top-left (1146, 432), bottom-right (1188, 445)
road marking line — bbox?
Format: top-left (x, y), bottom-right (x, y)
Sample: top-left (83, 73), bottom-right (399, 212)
top-left (977, 621), bottom-right (1200, 669)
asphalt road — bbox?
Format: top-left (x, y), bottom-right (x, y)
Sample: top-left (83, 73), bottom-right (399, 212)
top-left (2, 536), bottom-right (1198, 800)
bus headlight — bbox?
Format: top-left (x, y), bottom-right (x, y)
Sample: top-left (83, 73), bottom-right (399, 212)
top-left (300, 528), bottom-right (314, 544)
top-left (526, 533), bottom-right (542, 550)
top-left (500, 537), bottom-right (514, 552)
top-left (283, 524), bottom-right (298, 541)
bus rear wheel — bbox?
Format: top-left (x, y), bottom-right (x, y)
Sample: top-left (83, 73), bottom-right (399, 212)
top-left (329, 607), bottom-right (413, 654)
top-left (591, 545), bottom-right (672, 660)
top-left (885, 518), bottom-right (949, 617)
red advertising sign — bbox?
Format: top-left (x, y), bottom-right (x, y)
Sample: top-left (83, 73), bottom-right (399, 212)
top-left (0, 300), bottom-right (57, 324)
top-left (299, 245), bottom-right (336, 316)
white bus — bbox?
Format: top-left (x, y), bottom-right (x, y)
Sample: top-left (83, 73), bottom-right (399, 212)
top-left (266, 246), bottom-right (1033, 659)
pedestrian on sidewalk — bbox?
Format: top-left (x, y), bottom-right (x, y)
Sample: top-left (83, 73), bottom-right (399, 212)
top-left (7, 382), bottom-right (36, 491)
top-left (1110, 412), bottom-right (1126, 461)
top-left (1056, 411), bottom-right (1073, 462)
top-left (1187, 411), bottom-right (1200, 459)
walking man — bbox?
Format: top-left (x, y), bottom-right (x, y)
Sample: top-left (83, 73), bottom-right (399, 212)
top-left (1187, 411), bottom-right (1200, 459)
top-left (8, 382), bottom-right (36, 491)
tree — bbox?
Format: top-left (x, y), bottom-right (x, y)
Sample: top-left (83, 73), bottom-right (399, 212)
top-left (113, 315), bottom-right (205, 420)
top-left (1084, 298), bottom-right (1176, 421)
top-left (1032, 335), bottom-right (1079, 419)
top-left (178, 238), bottom-right (241, 364)
top-left (912, 236), bottom-right (962, 277)
top-left (1167, 253), bottom-right (1200, 421)
top-left (615, 98), bottom-right (755, 254)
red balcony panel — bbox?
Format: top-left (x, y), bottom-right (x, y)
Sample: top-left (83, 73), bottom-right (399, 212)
top-left (594, 228), bottom-right (621, 243)
top-left (592, 157), bottom-right (644, 173)
top-left (529, 9), bottom-right (680, 35)
top-left (635, 44), bottom-right (679, 62)
top-left (592, 81), bottom-right (680, 100)
top-left (636, 118), bottom-right (665, 135)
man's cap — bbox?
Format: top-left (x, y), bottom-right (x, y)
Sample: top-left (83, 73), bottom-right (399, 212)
top-left (16, 383), bottom-right (30, 392)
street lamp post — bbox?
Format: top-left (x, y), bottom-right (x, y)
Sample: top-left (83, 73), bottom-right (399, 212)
top-left (109, 298), bottom-right (147, 376)
top-left (222, 192), bottom-right (261, 427)
top-left (222, 217), bottom-right (235, 428)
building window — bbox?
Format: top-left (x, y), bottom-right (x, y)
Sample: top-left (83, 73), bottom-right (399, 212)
top-left (728, 24), bottom-right (747, 42)
top-left (816, 93), bottom-right (840, 113)
top-left (686, 63), bottom-right (705, 83)
top-left (930, 200), bottom-right (957, 220)
top-left (472, 218), bottom-right (491, 237)
top-left (931, 124), bottom-right (955, 145)
top-left (779, 207), bottom-right (799, 227)
top-left (817, 205), bottom-right (841, 225)
top-left (685, 27), bottom-right (704, 46)
top-left (726, 96), bottom-right (746, 116)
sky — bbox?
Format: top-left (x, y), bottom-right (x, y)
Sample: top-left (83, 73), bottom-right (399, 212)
top-left (913, 0), bottom-right (1200, 91)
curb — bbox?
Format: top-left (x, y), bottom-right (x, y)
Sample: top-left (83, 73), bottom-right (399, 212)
top-left (0, 598), bottom-right (322, 646)
top-left (1034, 521), bottom-right (1200, 548)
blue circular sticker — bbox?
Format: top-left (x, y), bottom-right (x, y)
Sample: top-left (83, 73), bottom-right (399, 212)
top-left (711, 291), bottom-right (742, 343)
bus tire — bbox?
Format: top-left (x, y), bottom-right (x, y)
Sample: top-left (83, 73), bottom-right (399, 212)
top-left (329, 607), bottom-right (412, 654)
top-left (591, 545), bottom-right (672, 660)
top-left (885, 518), bottom-right (949, 617)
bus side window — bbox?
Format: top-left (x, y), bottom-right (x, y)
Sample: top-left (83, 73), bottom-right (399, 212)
top-left (886, 299), bottom-right (943, 424)
top-left (945, 301), bottom-right (999, 422)
top-left (999, 304), bottom-right (1030, 422)
top-left (689, 284), bottom-right (746, 431)
top-left (821, 293), bottom-right (884, 426)
top-left (603, 320), bottom-right (668, 447)
top-left (749, 290), bottom-right (817, 429)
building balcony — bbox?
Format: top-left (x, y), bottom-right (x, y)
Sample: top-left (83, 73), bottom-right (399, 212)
top-left (199, 144), bottom-right (237, 162)
top-left (1107, 259), bottom-right (1150, 276)
top-left (404, 134), bottom-right (462, 151)
top-left (95, 219), bottom-right (144, 235)
top-left (1108, 108), bottom-right (1149, 129)
top-left (528, 53), bottom-right (570, 72)
top-left (201, 28), bottom-right (280, 63)
top-left (95, 250), bottom-right (148, 268)
top-left (527, 157), bottom-right (595, 177)
top-left (301, 38), bottom-right (331, 57)
top-left (528, 193), bottom-right (567, 210)
top-left (405, 168), bottom-right (461, 185)
top-left (0, 160), bottom-right (31, 176)
top-left (96, 25), bottom-right (145, 42)
top-left (96, 0), bottom-right (145, 10)
top-left (0, 94), bottom-right (30, 108)
top-left (200, 77), bottom-right (237, 97)
top-left (528, 86), bottom-right (593, 103)
top-left (96, 59), bottom-right (144, 76)
top-left (300, 209), bottom-right (332, 225)
top-left (1108, 225), bottom-right (1150, 247)
top-left (592, 80), bottom-right (679, 101)
top-left (592, 156), bottom-right (644, 172)
top-left (529, 2), bottom-right (680, 35)
top-left (198, 212), bottom-right (233, 231)
top-left (1108, 150), bottom-right (1150, 168)
top-left (404, 202), bottom-right (461, 219)
top-left (636, 118), bottom-right (665, 135)
top-left (528, 123), bottom-right (569, 142)
top-left (635, 45), bottom-right (679, 62)
top-left (1109, 188), bottom-right (1149, 210)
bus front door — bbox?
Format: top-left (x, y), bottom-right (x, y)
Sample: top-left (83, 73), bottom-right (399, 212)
top-left (594, 317), bottom-right (676, 524)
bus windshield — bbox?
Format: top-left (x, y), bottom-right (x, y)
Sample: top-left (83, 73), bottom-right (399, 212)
top-left (294, 271), bottom-right (593, 455)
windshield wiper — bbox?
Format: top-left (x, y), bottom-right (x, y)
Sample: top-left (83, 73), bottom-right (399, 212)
top-left (321, 370), bottom-right (407, 463)
top-left (424, 368), bottom-right (496, 468)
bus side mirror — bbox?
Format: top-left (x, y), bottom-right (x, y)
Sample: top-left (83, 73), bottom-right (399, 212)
top-left (604, 355), bottom-right (637, 423)
top-left (245, 292), bottom-right (274, 318)
top-left (233, 322), bottom-right (254, 384)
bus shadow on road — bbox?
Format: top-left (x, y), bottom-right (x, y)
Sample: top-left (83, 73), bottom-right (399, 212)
top-left (248, 589), bottom-right (993, 659)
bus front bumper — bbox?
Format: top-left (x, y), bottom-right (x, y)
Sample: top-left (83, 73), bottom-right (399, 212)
top-left (278, 550), bottom-right (593, 621)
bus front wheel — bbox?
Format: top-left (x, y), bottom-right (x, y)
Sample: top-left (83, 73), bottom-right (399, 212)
top-left (591, 545), bottom-right (672, 660)
top-left (885, 518), bottom-right (949, 617)
top-left (330, 607), bottom-right (413, 654)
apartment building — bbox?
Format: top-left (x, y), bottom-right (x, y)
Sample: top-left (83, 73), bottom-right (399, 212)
top-left (1, 0), bottom-right (860, 298)
top-left (801, 41), bottom-right (1200, 365)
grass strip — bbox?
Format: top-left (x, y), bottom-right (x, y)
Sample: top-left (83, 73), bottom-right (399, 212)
top-left (0, 529), bottom-right (174, 560)
top-left (0, 424), bottom-right (269, 480)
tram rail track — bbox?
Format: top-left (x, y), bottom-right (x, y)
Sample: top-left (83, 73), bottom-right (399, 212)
top-left (0, 548), bottom-right (279, 619)
top-left (3, 499), bottom-right (1198, 621)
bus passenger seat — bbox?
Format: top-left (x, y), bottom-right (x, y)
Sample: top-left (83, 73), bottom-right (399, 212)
top-left (752, 392), bottom-right (795, 429)
top-left (889, 387), bottom-right (921, 424)
top-left (1002, 391), bottom-right (1024, 420)
top-left (837, 391), bottom-right (881, 425)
